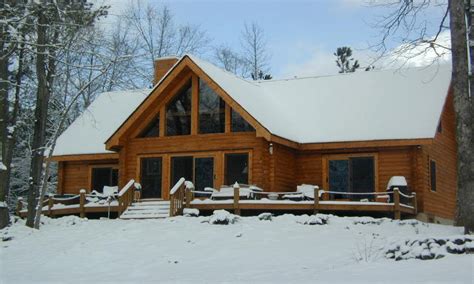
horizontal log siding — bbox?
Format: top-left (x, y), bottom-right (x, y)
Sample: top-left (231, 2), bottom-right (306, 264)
top-left (119, 132), bottom-right (271, 197)
top-left (59, 159), bottom-right (118, 194)
top-left (420, 91), bottom-right (457, 220)
top-left (271, 144), bottom-right (297, 192)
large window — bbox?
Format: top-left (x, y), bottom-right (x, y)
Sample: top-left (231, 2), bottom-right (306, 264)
top-left (199, 80), bottom-right (225, 134)
top-left (91, 167), bottom-right (118, 193)
top-left (139, 114), bottom-right (160, 138)
top-left (225, 153), bottom-right (249, 185)
top-left (140, 157), bottom-right (163, 199)
top-left (166, 80), bottom-right (192, 136)
top-left (231, 109), bottom-right (255, 132)
top-left (171, 156), bottom-right (194, 186)
top-left (171, 156), bottom-right (215, 196)
top-left (430, 160), bottom-right (437, 192)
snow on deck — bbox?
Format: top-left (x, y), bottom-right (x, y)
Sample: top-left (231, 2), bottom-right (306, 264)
top-left (1, 215), bottom-right (470, 283)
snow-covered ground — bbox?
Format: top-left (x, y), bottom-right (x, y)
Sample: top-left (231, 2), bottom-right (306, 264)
top-left (1, 213), bottom-right (472, 283)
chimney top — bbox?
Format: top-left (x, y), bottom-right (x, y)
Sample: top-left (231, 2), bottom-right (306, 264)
top-left (153, 56), bottom-right (179, 85)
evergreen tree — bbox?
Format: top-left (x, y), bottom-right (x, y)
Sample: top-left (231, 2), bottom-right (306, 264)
top-left (334, 46), bottom-right (360, 73)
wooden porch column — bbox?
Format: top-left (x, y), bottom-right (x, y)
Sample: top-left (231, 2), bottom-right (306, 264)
top-left (233, 183), bottom-right (240, 215)
top-left (393, 188), bottom-right (401, 220)
top-left (48, 195), bottom-right (54, 217)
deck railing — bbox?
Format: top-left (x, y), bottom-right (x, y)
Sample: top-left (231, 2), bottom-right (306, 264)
top-left (169, 178), bottom-right (186, 217)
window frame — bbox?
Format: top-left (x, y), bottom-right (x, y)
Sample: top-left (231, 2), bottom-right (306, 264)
top-left (89, 164), bottom-right (119, 193)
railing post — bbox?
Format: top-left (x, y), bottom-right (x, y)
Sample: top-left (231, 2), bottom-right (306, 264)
top-left (185, 185), bottom-right (192, 209)
top-left (313, 187), bottom-right (319, 214)
top-left (16, 197), bottom-right (23, 217)
top-left (179, 183), bottom-right (185, 215)
top-left (412, 192), bottom-right (417, 215)
top-left (233, 182), bottom-right (240, 215)
top-left (79, 189), bottom-right (86, 218)
top-left (393, 188), bottom-right (401, 220)
top-left (169, 193), bottom-right (175, 217)
top-left (48, 195), bottom-right (54, 217)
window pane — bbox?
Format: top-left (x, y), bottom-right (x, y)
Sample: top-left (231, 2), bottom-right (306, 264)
top-left (199, 80), bottom-right (225, 134)
top-left (329, 160), bottom-right (349, 199)
top-left (225, 153), bottom-right (249, 185)
top-left (171, 156), bottom-right (193, 186)
top-left (195, 157), bottom-right (214, 197)
top-left (140, 158), bottom-right (162, 199)
top-left (91, 167), bottom-right (117, 193)
top-left (430, 160), bottom-right (437, 192)
top-left (139, 114), bottom-right (160, 138)
top-left (231, 109), bottom-right (255, 132)
top-left (166, 81), bottom-right (192, 136)
top-left (350, 157), bottom-right (374, 200)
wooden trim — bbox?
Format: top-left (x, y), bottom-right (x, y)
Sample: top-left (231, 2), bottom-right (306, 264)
top-left (269, 134), bottom-right (299, 149)
top-left (51, 153), bottom-right (119, 162)
top-left (300, 138), bottom-right (433, 151)
top-left (130, 73), bottom-right (193, 139)
top-left (191, 75), bottom-right (199, 135)
top-left (159, 106), bottom-right (165, 137)
top-left (225, 104), bottom-right (231, 133)
top-left (105, 58), bottom-right (190, 148)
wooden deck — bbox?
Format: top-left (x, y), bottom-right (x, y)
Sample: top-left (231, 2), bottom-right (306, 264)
top-left (170, 179), bottom-right (417, 219)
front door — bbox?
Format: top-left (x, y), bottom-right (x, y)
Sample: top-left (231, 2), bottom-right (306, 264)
top-left (140, 157), bottom-right (163, 199)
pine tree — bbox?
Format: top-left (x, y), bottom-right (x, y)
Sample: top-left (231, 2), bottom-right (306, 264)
top-left (334, 47), bottom-right (360, 73)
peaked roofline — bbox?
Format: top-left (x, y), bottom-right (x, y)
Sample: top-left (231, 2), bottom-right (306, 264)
top-left (105, 55), bottom-right (272, 150)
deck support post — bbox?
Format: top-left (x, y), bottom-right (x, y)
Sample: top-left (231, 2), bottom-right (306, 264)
top-left (16, 197), bottom-right (23, 217)
top-left (48, 195), bottom-right (54, 217)
top-left (393, 188), bottom-right (401, 220)
top-left (233, 183), bottom-right (240, 216)
top-left (79, 189), bottom-right (86, 218)
top-left (313, 187), bottom-right (319, 214)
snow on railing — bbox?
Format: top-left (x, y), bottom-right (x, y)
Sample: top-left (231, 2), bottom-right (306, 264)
top-left (169, 178), bottom-right (186, 217)
top-left (118, 179), bottom-right (135, 197)
top-left (170, 178), bottom-right (185, 195)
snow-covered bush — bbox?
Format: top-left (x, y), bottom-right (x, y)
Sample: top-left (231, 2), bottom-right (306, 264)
top-left (209, 210), bottom-right (238, 225)
top-left (385, 236), bottom-right (474, 261)
top-left (183, 208), bottom-right (199, 217)
top-left (258, 213), bottom-right (273, 221)
top-left (300, 214), bottom-right (329, 225)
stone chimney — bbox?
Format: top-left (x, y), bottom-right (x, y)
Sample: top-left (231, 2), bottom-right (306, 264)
top-left (153, 56), bottom-right (179, 85)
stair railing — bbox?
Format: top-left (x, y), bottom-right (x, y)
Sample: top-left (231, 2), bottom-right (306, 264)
top-left (169, 178), bottom-right (186, 217)
top-left (117, 179), bottom-right (136, 215)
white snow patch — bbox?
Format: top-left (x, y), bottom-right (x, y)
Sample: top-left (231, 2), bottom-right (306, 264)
top-left (0, 215), bottom-right (471, 283)
top-left (0, 162), bottom-right (6, 171)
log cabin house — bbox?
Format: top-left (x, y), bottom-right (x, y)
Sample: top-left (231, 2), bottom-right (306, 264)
top-left (50, 55), bottom-right (455, 223)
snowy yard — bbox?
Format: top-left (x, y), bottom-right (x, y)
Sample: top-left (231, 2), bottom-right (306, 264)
top-left (1, 213), bottom-right (473, 283)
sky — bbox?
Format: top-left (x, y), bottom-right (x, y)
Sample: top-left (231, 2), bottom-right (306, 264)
top-left (98, 0), bottom-right (450, 79)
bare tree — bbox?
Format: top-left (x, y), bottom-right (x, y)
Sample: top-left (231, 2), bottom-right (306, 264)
top-left (372, 0), bottom-right (473, 233)
top-left (241, 22), bottom-right (271, 80)
top-left (214, 45), bottom-right (248, 76)
top-left (124, 0), bottom-right (209, 84)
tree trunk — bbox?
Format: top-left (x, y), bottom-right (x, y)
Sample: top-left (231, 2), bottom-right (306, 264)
top-left (0, 55), bottom-right (9, 229)
top-left (26, 11), bottom-right (51, 228)
top-left (449, 0), bottom-right (474, 233)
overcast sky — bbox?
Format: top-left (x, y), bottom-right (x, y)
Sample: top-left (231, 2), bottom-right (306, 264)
top-left (97, 0), bottom-right (450, 79)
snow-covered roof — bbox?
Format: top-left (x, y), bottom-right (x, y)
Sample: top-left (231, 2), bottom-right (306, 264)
top-left (53, 55), bottom-right (452, 157)
top-left (53, 89), bottom-right (149, 156)
top-left (190, 55), bottom-right (452, 144)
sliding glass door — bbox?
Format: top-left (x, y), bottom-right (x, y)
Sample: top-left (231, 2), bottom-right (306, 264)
top-left (171, 155), bottom-right (215, 194)
top-left (327, 156), bottom-right (375, 200)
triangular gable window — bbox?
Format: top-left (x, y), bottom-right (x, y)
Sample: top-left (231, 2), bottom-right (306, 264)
top-left (139, 114), bottom-right (160, 138)
top-left (199, 79), bottom-right (225, 134)
top-left (166, 80), bottom-right (192, 136)
top-left (231, 109), bottom-right (255, 132)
